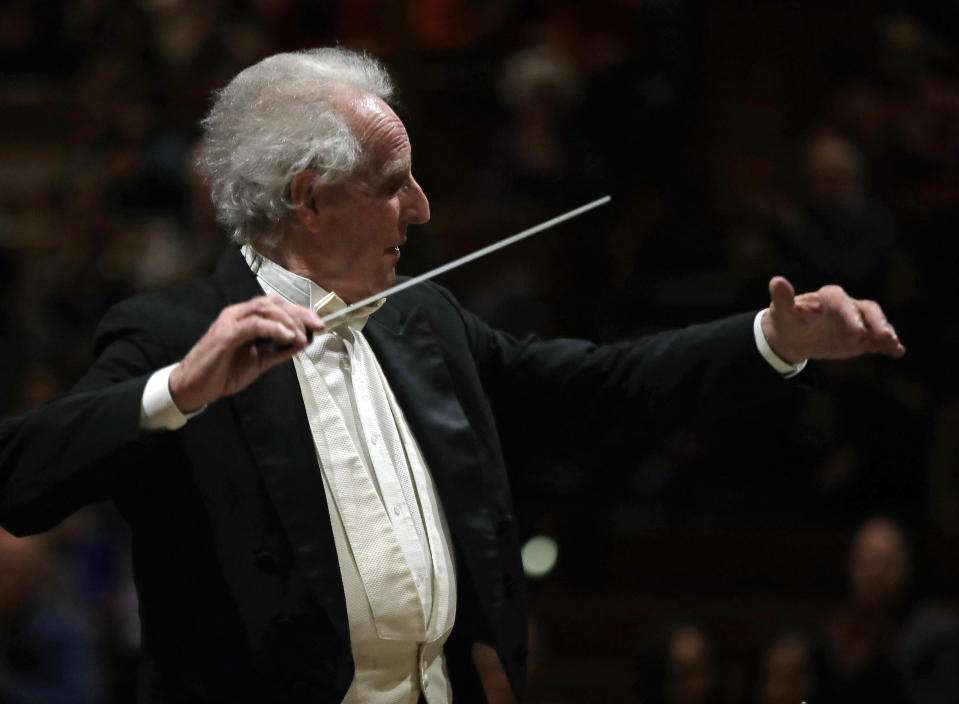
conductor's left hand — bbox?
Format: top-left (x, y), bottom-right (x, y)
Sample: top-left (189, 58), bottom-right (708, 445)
top-left (761, 276), bottom-right (905, 365)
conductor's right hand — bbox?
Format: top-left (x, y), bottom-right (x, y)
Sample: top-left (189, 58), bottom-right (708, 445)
top-left (169, 296), bottom-right (324, 413)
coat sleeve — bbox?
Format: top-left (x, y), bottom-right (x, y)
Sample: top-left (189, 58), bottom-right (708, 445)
top-left (425, 282), bottom-right (798, 437)
top-left (0, 298), bottom-right (167, 535)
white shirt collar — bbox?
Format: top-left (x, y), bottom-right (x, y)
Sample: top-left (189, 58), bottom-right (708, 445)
top-left (240, 244), bottom-right (385, 331)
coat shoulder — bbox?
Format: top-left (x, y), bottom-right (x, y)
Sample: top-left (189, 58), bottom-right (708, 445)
top-left (388, 277), bottom-right (462, 310)
top-left (93, 276), bottom-right (225, 360)
top-left (120, 276), bottom-right (225, 319)
top-left (385, 278), bottom-right (469, 325)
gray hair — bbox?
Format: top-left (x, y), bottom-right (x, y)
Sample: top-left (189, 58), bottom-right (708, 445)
top-left (198, 48), bottom-right (394, 246)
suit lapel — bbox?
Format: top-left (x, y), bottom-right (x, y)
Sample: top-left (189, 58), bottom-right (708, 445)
top-left (364, 303), bottom-right (499, 578)
top-left (214, 247), bottom-right (349, 644)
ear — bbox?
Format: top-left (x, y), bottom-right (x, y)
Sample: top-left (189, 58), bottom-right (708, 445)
top-left (289, 169), bottom-right (322, 231)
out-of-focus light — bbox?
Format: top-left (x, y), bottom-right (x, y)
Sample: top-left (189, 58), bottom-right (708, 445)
top-left (521, 535), bottom-right (558, 579)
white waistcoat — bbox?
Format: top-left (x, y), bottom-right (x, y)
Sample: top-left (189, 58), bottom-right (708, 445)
top-left (242, 246), bottom-right (457, 704)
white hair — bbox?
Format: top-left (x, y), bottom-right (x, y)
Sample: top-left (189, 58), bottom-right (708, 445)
top-left (198, 48), bottom-right (394, 246)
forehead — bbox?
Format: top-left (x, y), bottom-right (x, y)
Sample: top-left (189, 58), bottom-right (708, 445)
top-left (333, 90), bottom-right (411, 173)
top-left (853, 522), bottom-right (905, 559)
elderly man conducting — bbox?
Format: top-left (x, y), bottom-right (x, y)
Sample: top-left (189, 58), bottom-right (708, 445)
top-left (0, 49), bottom-right (903, 703)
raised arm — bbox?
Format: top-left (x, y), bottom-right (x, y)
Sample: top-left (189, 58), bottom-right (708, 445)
top-left (0, 294), bottom-right (323, 535)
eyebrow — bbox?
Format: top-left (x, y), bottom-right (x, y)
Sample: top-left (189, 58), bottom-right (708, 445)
top-left (382, 156), bottom-right (411, 179)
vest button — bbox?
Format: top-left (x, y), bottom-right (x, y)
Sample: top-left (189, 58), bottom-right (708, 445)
top-left (254, 550), bottom-right (283, 573)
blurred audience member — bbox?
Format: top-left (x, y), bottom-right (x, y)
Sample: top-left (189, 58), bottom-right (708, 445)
top-left (823, 517), bottom-right (959, 704)
top-left (666, 625), bottom-right (717, 704)
top-left (499, 40), bottom-right (584, 187)
top-left (638, 624), bottom-right (719, 704)
top-left (779, 131), bottom-right (897, 298)
top-left (757, 632), bottom-right (819, 704)
top-left (0, 528), bottom-right (101, 704)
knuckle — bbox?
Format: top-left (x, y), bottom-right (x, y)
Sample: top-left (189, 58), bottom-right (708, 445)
top-left (222, 304), bottom-right (242, 320)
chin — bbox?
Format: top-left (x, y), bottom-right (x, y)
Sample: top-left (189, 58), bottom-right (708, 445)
top-left (381, 269), bottom-right (397, 291)
top-left (365, 273), bottom-right (395, 300)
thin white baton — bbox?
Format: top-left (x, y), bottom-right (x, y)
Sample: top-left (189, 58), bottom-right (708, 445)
top-left (320, 194), bottom-right (612, 326)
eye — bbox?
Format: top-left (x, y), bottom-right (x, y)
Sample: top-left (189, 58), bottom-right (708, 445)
top-left (387, 176), bottom-right (408, 196)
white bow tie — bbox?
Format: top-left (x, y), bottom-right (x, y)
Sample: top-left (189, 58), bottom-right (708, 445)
top-left (313, 291), bottom-right (385, 333)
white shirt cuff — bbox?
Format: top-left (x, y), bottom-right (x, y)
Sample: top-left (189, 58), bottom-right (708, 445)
top-left (139, 363), bottom-right (206, 431)
top-left (754, 309), bottom-right (807, 379)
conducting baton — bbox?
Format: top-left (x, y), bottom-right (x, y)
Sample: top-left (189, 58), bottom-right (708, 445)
top-left (256, 195), bottom-right (611, 350)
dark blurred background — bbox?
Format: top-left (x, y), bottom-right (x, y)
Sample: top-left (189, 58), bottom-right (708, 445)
top-left (1, 1), bottom-right (958, 703)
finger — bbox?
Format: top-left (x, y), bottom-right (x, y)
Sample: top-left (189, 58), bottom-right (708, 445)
top-left (263, 299), bottom-right (324, 349)
top-left (836, 294), bottom-right (867, 339)
top-left (262, 298), bottom-right (311, 342)
top-left (240, 296), bottom-right (323, 337)
top-left (222, 298), bottom-right (263, 322)
top-left (769, 276), bottom-right (796, 314)
top-left (236, 317), bottom-right (300, 349)
top-left (246, 297), bottom-right (310, 345)
top-left (859, 300), bottom-right (906, 357)
top-left (859, 300), bottom-right (892, 339)
top-left (276, 298), bottom-right (325, 333)
top-left (235, 295), bottom-right (296, 320)
top-left (794, 292), bottom-right (823, 313)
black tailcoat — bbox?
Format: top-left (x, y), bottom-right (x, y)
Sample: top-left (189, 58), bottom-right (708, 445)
top-left (0, 246), bottom-right (792, 702)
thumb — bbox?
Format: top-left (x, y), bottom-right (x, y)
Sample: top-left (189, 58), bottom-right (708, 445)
top-left (768, 275), bottom-right (796, 314)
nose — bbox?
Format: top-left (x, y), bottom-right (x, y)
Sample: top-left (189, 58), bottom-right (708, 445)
top-left (404, 175), bottom-right (430, 225)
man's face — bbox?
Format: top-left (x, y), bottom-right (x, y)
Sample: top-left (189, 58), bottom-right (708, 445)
top-left (307, 92), bottom-right (430, 303)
